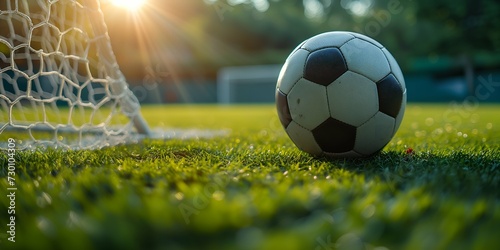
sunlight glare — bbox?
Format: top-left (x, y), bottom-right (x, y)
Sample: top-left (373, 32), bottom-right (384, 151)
top-left (111, 0), bottom-right (146, 11)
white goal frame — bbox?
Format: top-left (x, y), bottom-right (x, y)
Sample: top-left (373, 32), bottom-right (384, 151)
top-left (217, 64), bottom-right (281, 104)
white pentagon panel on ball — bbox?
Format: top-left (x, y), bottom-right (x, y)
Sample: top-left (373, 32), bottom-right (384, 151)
top-left (302, 31), bottom-right (354, 51)
top-left (349, 32), bottom-right (384, 48)
top-left (286, 121), bottom-right (323, 155)
top-left (394, 90), bottom-right (407, 132)
top-left (287, 78), bottom-right (330, 130)
top-left (354, 112), bottom-right (395, 155)
top-left (277, 49), bottom-right (310, 94)
top-left (382, 48), bottom-right (406, 90)
top-left (340, 38), bottom-right (391, 82)
top-left (327, 71), bottom-right (379, 126)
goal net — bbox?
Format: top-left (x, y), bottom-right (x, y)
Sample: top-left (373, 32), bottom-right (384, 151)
top-left (0, 0), bottom-right (151, 149)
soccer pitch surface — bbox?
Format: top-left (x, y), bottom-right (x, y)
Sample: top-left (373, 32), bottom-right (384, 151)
top-left (1, 104), bottom-right (499, 249)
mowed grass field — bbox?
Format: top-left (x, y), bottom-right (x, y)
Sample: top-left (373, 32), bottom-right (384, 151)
top-left (1, 103), bottom-right (499, 250)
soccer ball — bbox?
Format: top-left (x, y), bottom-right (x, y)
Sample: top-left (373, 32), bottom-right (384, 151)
top-left (276, 31), bottom-right (406, 158)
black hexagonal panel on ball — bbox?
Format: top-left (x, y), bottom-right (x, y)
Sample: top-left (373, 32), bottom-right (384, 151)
top-left (376, 74), bottom-right (403, 118)
top-left (312, 117), bottom-right (356, 153)
top-left (304, 48), bottom-right (347, 86)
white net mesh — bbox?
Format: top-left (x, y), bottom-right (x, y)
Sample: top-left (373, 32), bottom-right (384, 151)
top-left (0, 0), bottom-right (150, 149)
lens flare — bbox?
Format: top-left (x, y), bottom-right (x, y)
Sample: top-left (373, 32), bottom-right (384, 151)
top-left (111, 0), bottom-right (146, 11)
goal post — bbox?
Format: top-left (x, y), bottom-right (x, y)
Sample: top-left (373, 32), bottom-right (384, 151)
top-left (217, 64), bottom-right (281, 104)
top-left (0, 0), bottom-right (151, 149)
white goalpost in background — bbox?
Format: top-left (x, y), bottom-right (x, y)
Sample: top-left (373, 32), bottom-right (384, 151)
top-left (0, 0), bottom-right (151, 149)
top-left (217, 64), bottom-right (281, 104)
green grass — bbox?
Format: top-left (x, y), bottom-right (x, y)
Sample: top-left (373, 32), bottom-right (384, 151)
top-left (1, 104), bottom-right (499, 250)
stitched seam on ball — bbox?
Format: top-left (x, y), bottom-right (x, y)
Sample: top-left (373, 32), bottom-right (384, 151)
top-left (338, 42), bottom-right (377, 81)
top-left (351, 70), bottom-right (385, 127)
top-left (381, 49), bottom-right (393, 72)
top-left (291, 120), bottom-right (313, 133)
top-left (337, 47), bottom-right (350, 73)
top-left (329, 70), bottom-right (381, 123)
top-left (357, 111), bottom-right (380, 128)
top-left (325, 85), bottom-right (332, 118)
top-left (285, 76), bottom-right (305, 96)
top-left (355, 69), bottom-right (378, 83)
top-left (350, 33), bottom-right (386, 49)
top-left (300, 43), bottom-right (350, 53)
top-left (381, 49), bottom-right (405, 92)
top-left (346, 70), bottom-right (378, 87)
top-left (339, 38), bottom-right (390, 82)
top-left (282, 48), bottom-right (308, 94)
top-left (302, 33), bottom-right (356, 53)
top-left (380, 72), bottom-right (404, 93)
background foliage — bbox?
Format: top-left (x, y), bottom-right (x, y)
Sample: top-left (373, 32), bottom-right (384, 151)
top-left (103, 0), bottom-right (500, 80)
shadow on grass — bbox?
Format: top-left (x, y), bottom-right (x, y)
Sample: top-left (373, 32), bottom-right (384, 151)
top-left (312, 149), bottom-right (500, 198)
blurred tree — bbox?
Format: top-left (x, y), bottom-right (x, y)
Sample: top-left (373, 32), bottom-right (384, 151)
top-left (412, 0), bottom-right (500, 92)
top-left (197, 0), bottom-right (422, 72)
top-left (104, 0), bottom-right (500, 82)
top-left (200, 1), bottom-right (320, 62)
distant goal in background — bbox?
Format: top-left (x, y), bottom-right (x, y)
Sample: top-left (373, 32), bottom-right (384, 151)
top-left (0, 0), bottom-right (151, 149)
top-left (217, 64), bottom-right (281, 104)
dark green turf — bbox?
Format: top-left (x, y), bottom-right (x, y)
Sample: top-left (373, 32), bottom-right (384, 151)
top-left (1, 104), bottom-right (499, 250)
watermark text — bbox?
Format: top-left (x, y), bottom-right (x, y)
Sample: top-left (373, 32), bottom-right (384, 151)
top-left (5, 138), bottom-right (17, 243)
